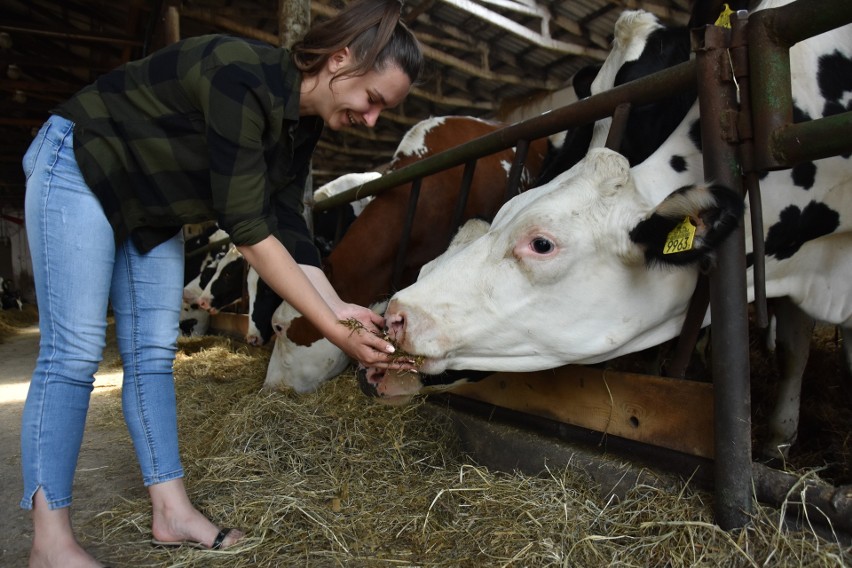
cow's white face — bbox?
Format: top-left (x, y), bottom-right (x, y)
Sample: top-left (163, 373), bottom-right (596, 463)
top-left (263, 301), bottom-right (350, 393)
top-left (384, 148), bottom-right (740, 375)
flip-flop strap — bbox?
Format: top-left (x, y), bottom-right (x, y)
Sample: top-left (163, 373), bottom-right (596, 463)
top-left (211, 528), bottom-right (232, 550)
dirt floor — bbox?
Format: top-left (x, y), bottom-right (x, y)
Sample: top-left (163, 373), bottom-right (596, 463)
top-left (0, 323), bottom-right (142, 567)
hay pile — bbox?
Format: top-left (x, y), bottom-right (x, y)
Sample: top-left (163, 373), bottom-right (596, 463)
top-left (82, 336), bottom-right (849, 567)
top-left (0, 303), bottom-right (39, 342)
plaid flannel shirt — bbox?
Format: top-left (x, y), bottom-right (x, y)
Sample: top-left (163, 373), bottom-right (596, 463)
top-left (53, 34), bottom-right (322, 267)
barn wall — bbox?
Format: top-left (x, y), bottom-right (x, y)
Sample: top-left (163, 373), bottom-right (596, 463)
top-left (0, 208), bottom-right (34, 304)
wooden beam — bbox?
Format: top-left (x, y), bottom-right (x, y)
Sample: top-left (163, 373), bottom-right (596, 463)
top-left (410, 86), bottom-right (496, 111)
top-left (316, 140), bottom-right (396, 159)
top-left (178, 7), bottom-right (279, 45)
top-left (450, 365), bottom-right (715, 459)
top-left (209, 312), bottom-right (248, 338)
top-left (164, 0), bottom-right (180, 44)
top-left (0, 22), bottom-right (142, 47)
top-left (278, 0), bottom-right (310, 49)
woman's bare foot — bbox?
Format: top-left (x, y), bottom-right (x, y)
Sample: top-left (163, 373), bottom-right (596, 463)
top-left (29, 537), bottom-right (104, 568)
top-left (148, 478), bottom-right (244, 549)
top-left (29, 489), bottom-right (105, 567)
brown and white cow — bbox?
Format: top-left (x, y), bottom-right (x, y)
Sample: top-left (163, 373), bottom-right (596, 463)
top-left (371, 1), bottom-right (852, 460)
top-left (263, 115), bottom-right (549, 392)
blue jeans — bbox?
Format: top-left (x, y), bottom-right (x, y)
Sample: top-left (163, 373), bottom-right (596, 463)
top-left (21, 115), bottom-right (186, 510)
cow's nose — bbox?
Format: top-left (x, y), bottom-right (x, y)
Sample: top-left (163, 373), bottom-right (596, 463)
top-left (197, 298), bottom-right (211, 310)
top-left (385, 301), bottom-right (406, 341)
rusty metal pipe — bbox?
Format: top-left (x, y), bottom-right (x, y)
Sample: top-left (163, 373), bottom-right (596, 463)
top-left (504, 138), bottom-right (530, 201)
top-left (696, 22), bottom-right (754, 529)
top-left (748, 1), bottom-right (852, 171)
top-left (315, 61), bottom-right (697, 211)
top-left (391, 178), bottom-right (422, 291)
top-left (760, 0), bottom-right (852, 47)
top-left (773, 112), bottom-right (852, 166)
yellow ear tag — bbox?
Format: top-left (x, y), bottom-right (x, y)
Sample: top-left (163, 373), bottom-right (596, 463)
top-left (714, 3), bottom-right (735, 28)
top-left (664, 216), bottom-right (696, 255)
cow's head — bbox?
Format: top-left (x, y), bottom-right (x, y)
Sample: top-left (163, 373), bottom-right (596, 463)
top-left (262, 300), bottom-right (389, 393)
top-left (262, 301), bottom-right (351, 393)
top-left (369, 148), bottom-right (742, 400)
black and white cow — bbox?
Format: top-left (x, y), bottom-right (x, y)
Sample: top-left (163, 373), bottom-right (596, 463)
top-left (245, 268), bottom-right (282, 346)
top-left (195, 244), bottom-right (246, 315)
top-left (0, 277), bottom-right (23, 311)
top-left (369, 1), bottom-right (852, 461)
top-left (183, 228), bottom-right (230, 307)
top-left (184, 224), bottom-right (226, 284)
top-left (180, 227), bottom-right (229, 336)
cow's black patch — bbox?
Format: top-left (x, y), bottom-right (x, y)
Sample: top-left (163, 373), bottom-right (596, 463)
top-left (817, 51), bottom-right (852, 107)
top-left (613, 26), bottom-right (696, 167)
top-left (784, 104), bottom-right (818, 189)
top-left (764, 201), bottom-right (840, 260)
top-left (249, 277), bottom-right (283, 345)
top-left (816, 53), bottom-right (852, 159)
top-left (670, 155), bottom-right (687, 173)
top-left (688, 119), bottom-right (702, 152)
top-left (792, 103), bottom-right (812, 124)
top-left (179, 319), bottom-right (198, 336)
top-left (630, 184), bottom-right (743, 266)
top-left (791, 161), bottom-right (817, 190)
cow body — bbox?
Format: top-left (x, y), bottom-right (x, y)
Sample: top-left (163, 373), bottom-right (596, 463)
top-left (313, 172), bottom-right (381, 257)
top-left (0, 277), bottom-right (23, 311)
top-left (183, 228), bottom-right (230, 307)
top-left (375, 2), bottom-right (852, 458)
top-left (264, 116), bottom-right (548, 392)
top-left (195, 244), bottom-right (246, 314)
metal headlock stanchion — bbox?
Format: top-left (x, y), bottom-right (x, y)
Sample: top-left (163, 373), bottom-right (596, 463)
top-left (307, 0), bottom-right (852, 531)
top-left (695, 14), bottom-right (754, 530)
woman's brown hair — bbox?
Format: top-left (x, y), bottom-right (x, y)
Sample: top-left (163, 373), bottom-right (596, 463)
top-left (292, 0), bottom-right (423, 86)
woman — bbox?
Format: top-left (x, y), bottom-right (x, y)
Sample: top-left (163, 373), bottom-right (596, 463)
top-left (20, 0), bottom-right (422, 565)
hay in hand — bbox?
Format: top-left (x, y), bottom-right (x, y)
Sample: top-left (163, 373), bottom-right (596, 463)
top-left (339, 317), bottom-right (426, 368)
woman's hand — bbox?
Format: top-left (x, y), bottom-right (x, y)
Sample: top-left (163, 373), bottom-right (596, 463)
top-left (329, 303), bottom-right (417, 370)
top-left (237, 239), bottom-right (416, 371)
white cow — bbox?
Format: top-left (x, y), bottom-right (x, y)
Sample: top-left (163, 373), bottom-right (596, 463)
top-left (373, 1), bottom-right (852, 460)
top-left (262, 116), bottom-right (549, 393)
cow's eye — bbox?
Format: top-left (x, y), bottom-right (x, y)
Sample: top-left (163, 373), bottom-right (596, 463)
top-left (531, 237), bottom-right (554, 254)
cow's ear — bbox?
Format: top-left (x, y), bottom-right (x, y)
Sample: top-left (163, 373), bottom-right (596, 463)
top-left (629, 184), bottom-right (743, 267)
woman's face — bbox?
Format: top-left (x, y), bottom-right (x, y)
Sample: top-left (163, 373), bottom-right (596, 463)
top-left (320, 49), bottom-right (412, 131)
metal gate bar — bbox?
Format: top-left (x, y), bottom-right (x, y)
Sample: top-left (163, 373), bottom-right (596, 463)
top-left (695, 17), bottom-right (754, 530)
top-left (313, 61), bottom-right (697, 211)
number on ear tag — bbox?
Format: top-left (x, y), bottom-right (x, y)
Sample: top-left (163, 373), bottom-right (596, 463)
top-left (664, 216), bottom-right (696, 255)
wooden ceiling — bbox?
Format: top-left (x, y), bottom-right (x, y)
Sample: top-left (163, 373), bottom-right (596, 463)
top-left (0, 0), bottom-right (694, 210)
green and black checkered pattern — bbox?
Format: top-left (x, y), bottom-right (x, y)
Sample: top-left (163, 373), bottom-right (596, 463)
top-left (54, 34), bottom-right (322, 267)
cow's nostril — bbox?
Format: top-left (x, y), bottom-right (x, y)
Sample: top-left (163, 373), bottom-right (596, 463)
top-left (385, 311), bottom-right (405, 339)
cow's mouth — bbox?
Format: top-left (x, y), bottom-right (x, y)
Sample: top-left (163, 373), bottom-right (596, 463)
top-left (355, 366), bottom-right (419, 405)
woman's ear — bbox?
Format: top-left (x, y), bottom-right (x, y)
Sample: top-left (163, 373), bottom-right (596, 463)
top-left (328, 47), bottom-right (352, 73)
